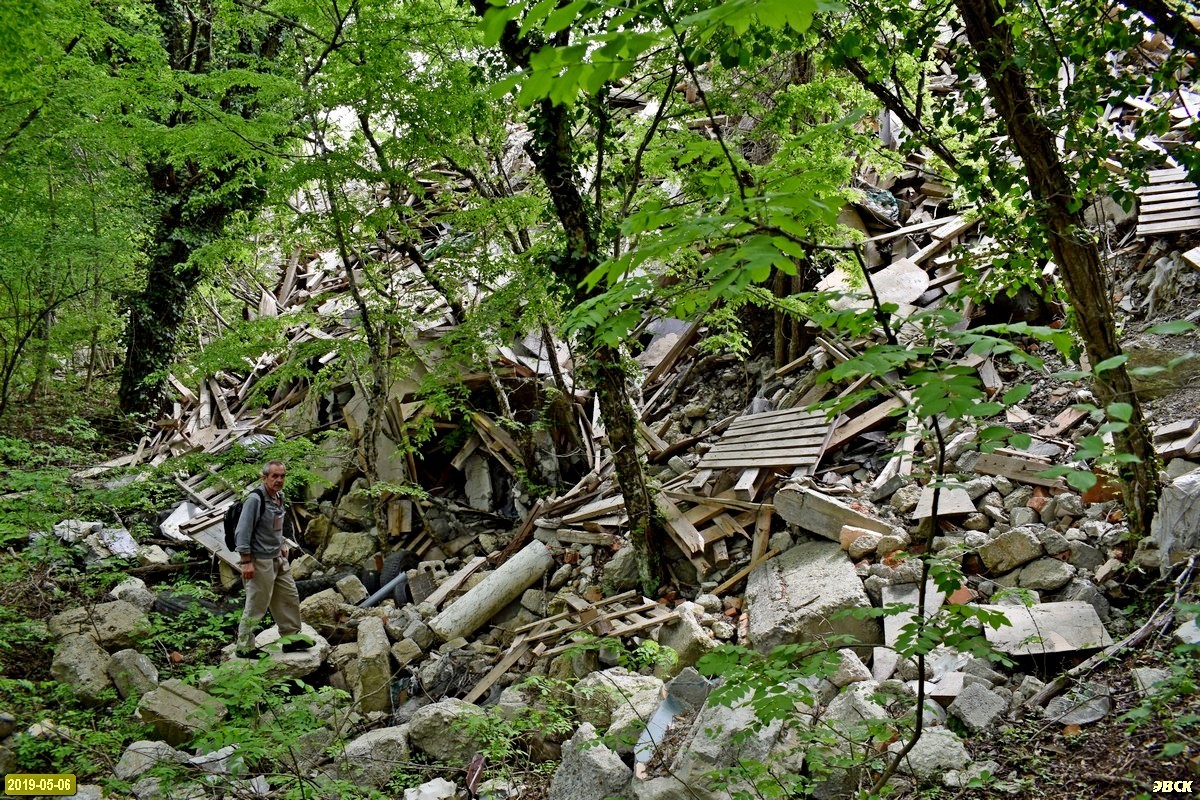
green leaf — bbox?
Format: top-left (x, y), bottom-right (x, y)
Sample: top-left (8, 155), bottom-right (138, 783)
top-left (1128, 365), bottom-right (1166, 378)
top-left (544, 0), bottom-right (589, 34)
top-left (1146, 320), bottom-right (1199, 335)
top-left (1093, 354), bottom-right (1128, 374)
top-left (1002, 384), bottom-right (1032, 405)
top-left (1106, 402), bottom-right (1133, 422)
top-left (1066, 471), bottom-right (1098, 492)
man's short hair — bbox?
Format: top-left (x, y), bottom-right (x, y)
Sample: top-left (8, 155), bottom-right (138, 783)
top-left (262, 460), bottom-right (286, 476)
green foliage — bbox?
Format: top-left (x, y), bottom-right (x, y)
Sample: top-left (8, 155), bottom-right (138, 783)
top-left (454, 675), bottom-right (577, 781)
top-left (1119, 602), bottom-right (1200, 760)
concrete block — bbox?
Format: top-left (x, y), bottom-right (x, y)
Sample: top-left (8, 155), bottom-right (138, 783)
top-left (745, 541), bottom-right (880, 654)
top-left (136, 679), bottom-right (226, 746)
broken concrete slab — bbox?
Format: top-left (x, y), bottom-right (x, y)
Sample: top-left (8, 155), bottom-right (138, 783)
top-left (774, 484), bottom-right (892, 541)
top-left (354, 616), bottom-right (392, 714)
top-left (913, 485), bottom-right (977, 519)
top-left (745, 540), bottom-right (881, 654)
top-left (136, 678), bottom-right (227, 746)
top-left (51, 633), bottom-right (113, 705)
top-left (48, 600), bottom-right (151, 648)
top-left (980, 601), bottom-right (1113, 657)
top-left (1044, 682), bottom-right (1112, 725)
top-left (976, 528), bottom-right (1043, 574)
top-left (548, 723), bottom-right (631, 800)
top-left (1149, 470), bottom-right (1200, 576)
top-left (108, 649), bottom-right (159, 699)
top-left (948, 682), bottom-right (1007, 731)
top-left (330, 725), bottom-right (412, 788)
top-left (887, 727), bottom-right (971, 782)
top-left (881, 581), bottom-right (946, 648)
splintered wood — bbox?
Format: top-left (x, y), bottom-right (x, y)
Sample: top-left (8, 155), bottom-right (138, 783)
top-left (698, 407), bottom-right (834, 472)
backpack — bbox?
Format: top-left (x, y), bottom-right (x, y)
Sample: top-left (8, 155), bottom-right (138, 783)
top-left (223, 487), bottom-right (266, 553)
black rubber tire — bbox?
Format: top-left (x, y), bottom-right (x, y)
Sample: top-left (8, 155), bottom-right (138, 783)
top-left (293, 571), bottom-right (354, 600)
top-left (360, 568), bottom-right (380, 594)
top-left (380, 550), bottom-right (418, 584)
top-left (393, 574), bottom-right (410, 606)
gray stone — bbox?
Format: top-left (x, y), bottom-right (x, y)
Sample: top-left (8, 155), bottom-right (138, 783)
top-left (927, 672), bottom-right (966, 704)
top-left (1044, 682), bottom-right (1111, 725)
top-left (993, 476), bottom-right (1015, 496)
top-left (1056, 494), bottom-right (1085, 518)
top-left (977, 529), bottom-right (1043, 574)
top-left (1002, 487), bottom-right (1033, 510)
top-left (321, 529), bottom-right (376, 567)
top-left (1149, 471), bottom-right (1200, 576)
top-left (1068, 542), bottom-right (1106, 573)
top-left (107, 649), bottom-right (159, 699)
top-left (355, 616), bottom-right (392, 713)
top-left (53, 518), bottom-right (102, 542)
top-left (334, 480), bottom-right (373, 529)
top-left (871, 647), bottom-right (899, 681)
top-left (948, 683), bottom-right (1007, 731)
top-left (891, 483), bottom-right (923, 514)
top-left (655, 601), bottom-right (716, 673)
top-left (876, 534), bottom-right (907, 557)
top-left (332, 725), bottom-right (411, 788)
top-left (114, 740), bottom-right (188, 780)
top-left (136, 678), bottom-right (227, 746)
top-left (769, 530), bottom-right (794, 552)
top-left (51, 633), bottom-right (113, 704)
top-left (694, 593), bottom-right (722, 614)
top-left (0, 711), bottom-right (15, 738)
top-left (575, 668), bottom-right (663, 730)
top-left (881, 581), bottom-right (945, 648)
top-left (606, 684), bottom-right (665, 754)
top-left (1132, 667), bottom-right (1171, 696)
top-left (962, 512), bottom-right (991, 531)
top-left (887, 728), bottom-right (971, 781)
top-left (408, 699), bottom-right (485, 762)
top-left (1054, 578), bottom-right (1110, 621)
top-left (290, 553), bottom-right (321, 580)
top-left (405, 778), bottom-right (458, 800)
top-left (391, 638), bottom-right (422, 667)
top-left (404, 619), bottom-right (435, 650)
top-left (1010, 507), bottom-right (1039, 528)
top-left (824, 681), bottom-right (887, 730)
top-left (48, 600), bottom-right (151, 648)
top-left (669, 696), bottom-right (783, 796)
top-left (110, 578), bottom-right (156, 611)
top-left (848, 533), bottom-right (882, 560)
top-left (961, 657), bottom-right (1006, 687)
top-left (335, 575), bottom-right (369, 605)
top-left (463, 453), bottom-right (494, 511)
top-left (1037, 529), bottom-right (1071, 555)
top-left (548, 723), bottom-right (631, 800)
top-left (746, 541), bottom-right (880, 654)
top-left (1175, 618), bottom-right (1200, 645)
top-left (1018, 558), bottom-right (1076, 591)
top-left (964, 477), bottom-right (993, 500)
top-left (188, 744), bottom-right (237, 774)
top-left (666, 667), bottom-right (713, 709)
top-left (830, 649), bottom-right (871, 687)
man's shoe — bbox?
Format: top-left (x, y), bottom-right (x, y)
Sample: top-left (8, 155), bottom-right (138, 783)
top-left (279, 635), bottom-right (315, 653)
top-left (235, 647), bottom-right (257, 658)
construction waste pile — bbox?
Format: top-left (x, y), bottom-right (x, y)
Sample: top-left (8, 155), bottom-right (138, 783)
top-left (12, 33), bottom-right (1200, 800)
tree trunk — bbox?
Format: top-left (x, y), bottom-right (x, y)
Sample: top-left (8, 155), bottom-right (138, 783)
top-left (956, 0), bottom-right (1159, 538)
top-left (118, 206), bottom-right (201, 416)
top-left (471, 0), bottom-right (663, 591)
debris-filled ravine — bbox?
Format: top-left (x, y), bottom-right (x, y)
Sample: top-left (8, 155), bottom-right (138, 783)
top-left (5, 35), bottom-right (1200, 800)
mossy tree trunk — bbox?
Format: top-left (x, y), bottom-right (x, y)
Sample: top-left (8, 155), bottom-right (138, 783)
top-left (956, 0), bottom-right (1159, 538)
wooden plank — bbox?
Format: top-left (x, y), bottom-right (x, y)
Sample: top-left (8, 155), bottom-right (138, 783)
top-left (1135, 181), bottom-right (1197, 194)
top-left (707, 428), bottom-right (830, 447)
top-left (555, 529), bottom-right (619, 546)
top-left (643, 318), bottom-right (701, 387)
top-left (463, 634), bottom-right (533, 704)
top-left (708, 538), bottom-right (730, 570)
top-left (733, 468), bottom-right (761, 500)
top-left (1137, 197), bottom-right (1200, 212)
top-left (657, 496), bottom-right (707, 555)
top-left (663, 489), bottom-right (773, 513)
top-left (824, 398), bottom-right (906, 451)
top-left (562, 495), bottom-right (627, 524)
top-left (752, 507), bottom-right (772, 562)
top-left (1137, 218), bottom-right (1200, 235)
top-left (1138, 207), bottom-right (1200, 224)
top-left (684, 502), bottom-right (725, 528)
top-left (700, 443), bottom-right (825, 462)
top-left (1039, 407), bottom-right (1089, 438)
top-left (1135, 188), bottom-right (1200, 203)
top-left (686, 469), bottom-right (713, 493)
top-left (714, 549), bottom-right (780, 595)
top-left (423, 555), bottom-right (487, 609)
top-left (973, 452), bottom-right (1065, 488)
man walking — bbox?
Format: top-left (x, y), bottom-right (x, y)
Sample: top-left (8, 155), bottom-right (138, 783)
top-left (234, 460), bottom-right (311, 657)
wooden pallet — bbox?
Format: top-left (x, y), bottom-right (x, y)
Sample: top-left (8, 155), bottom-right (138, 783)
top-left (698, 407), bottom-right (834, 472)
top-left (1136, 168), bottom-right (1200, 236)
top-left (462, 592), bottom-right (679, 703)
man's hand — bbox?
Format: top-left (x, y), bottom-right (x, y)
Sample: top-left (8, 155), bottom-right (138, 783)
top-left (241, 560), bottom-right (255, 580)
